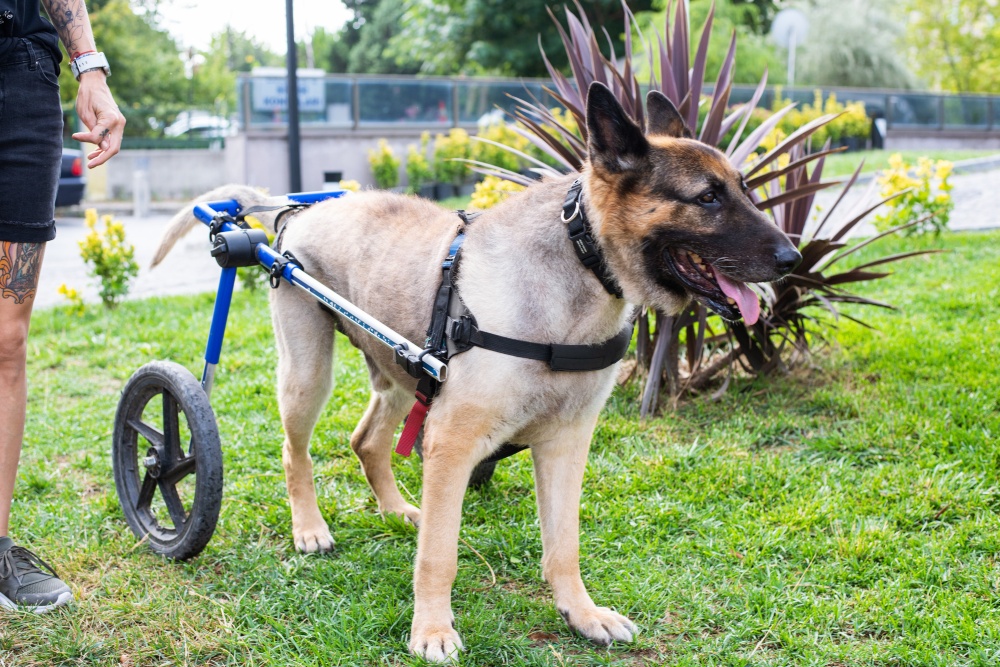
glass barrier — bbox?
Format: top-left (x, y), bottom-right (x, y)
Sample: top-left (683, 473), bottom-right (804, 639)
top-left (357, 79), bottom-right (453, 126)
top-left (456, 81), bottom-right (550, 124)
top-left (244, 76), bottom-right (352, 127)
top-left (889, 94), bottom-right (941, 128)
top-left (944, 96), bottom-right (990, 129)
top-left (237, 75), bottom-right (999, 133)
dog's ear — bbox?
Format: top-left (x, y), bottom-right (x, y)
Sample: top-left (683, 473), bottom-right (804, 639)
top-left (645, 90), bottom-right (692, 139)
top-left (586, 82), bottom-right (649, 173)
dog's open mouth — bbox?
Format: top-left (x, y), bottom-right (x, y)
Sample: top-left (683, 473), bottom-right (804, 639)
top-left (665, 248), bottom-right (761, 325)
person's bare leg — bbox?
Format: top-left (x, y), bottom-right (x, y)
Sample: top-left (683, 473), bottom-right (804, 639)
top-left (0, 241), bottom-right (44, 536)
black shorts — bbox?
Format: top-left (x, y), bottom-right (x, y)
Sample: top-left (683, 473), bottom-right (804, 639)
top-left (0, 38), bottom-right (63, 243)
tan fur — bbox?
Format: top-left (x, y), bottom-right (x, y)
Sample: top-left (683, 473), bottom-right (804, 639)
top-left (153, 86), bottom-right (797, 663)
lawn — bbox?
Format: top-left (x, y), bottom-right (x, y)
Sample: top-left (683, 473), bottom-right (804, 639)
top-left (2, 228), bottom-right (999, 666)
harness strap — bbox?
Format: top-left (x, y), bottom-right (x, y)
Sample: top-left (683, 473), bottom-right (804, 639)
top-left (562, 179), bottom-right (623, 299)
top-left (395, 376), bottom-right (438, 457)
top-left (451, 317), bottom-right (634, 372)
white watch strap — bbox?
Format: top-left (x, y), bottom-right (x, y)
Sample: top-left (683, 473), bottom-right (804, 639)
top-left (71, 52), bottom-right (111, 80)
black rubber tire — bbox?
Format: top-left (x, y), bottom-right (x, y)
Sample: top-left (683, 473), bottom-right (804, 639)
top-left (412, 426), bottom-right (497, 489)
top-left (112, 361), bottom-right (223, 560)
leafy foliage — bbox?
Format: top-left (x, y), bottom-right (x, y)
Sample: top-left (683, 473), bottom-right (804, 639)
top-left (874, 155), bottom-right (955, 236)
top-left (406, 133), bottom-right (435, 194)
top-left (797, 0), bottom-right (916, 89)
top-left (899, 0), bottom-right (1000, 93)
top-left (78, 209), bottom-right (139, 308)
top-left (470, 175), bottom-right (526, 209)
top-left (389, 0), bottom-right (653, 76)
top-left (433, 129), bottom-right (473, 186)
top-left (476, 0), bottom-right (936, 414)
top-left (368, 140), bottom-right (401, 189)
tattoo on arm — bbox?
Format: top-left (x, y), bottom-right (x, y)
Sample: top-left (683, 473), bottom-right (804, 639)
top-left (0, 242), bottom-right (44, 304)
top-left (39, 0), bottom-right (91, 57)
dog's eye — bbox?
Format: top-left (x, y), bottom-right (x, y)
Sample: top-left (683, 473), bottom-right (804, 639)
top-left (698, 192), bottom-right (718, 204)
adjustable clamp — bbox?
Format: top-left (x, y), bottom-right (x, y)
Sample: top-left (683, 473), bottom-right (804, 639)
top-left (268, 251), bottom-right (301, 288)
top-left (210, 228), bottom-right (270, 268)
top-left (394, 345), bottom-right (436, 379)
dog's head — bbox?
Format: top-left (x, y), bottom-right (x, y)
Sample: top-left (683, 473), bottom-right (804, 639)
top-left (584, 82), bottom-right (801, 324)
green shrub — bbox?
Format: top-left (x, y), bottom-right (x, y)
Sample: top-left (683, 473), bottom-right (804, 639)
top-left (406, 132), bottom-right (434, 194)
top-left (433, 128), bottom-right (472, 186)
top-left (78, 208), bottom-right (139, 308)
top-left (368, 139), bottom-right (400, 189)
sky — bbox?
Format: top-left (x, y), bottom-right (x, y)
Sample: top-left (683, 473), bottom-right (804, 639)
top-left (158, 0), bottom-right (353, 53)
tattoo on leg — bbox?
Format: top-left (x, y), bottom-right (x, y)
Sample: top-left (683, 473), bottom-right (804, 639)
top-left (0, 242), bottom-right (43, 304)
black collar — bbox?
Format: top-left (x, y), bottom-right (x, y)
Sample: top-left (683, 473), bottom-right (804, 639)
top-left (562, 179), bottom-right (623, 299)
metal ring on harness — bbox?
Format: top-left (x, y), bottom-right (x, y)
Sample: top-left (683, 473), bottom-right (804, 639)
top-left (560, 199), bottom-right (580, 223)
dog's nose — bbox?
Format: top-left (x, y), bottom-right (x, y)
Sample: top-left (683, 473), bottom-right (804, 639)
top-left (774, 247), bottom-right (802, 275)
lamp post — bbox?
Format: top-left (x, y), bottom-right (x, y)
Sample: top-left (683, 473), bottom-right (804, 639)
top-left (286, 0), bottom-right (302, 192)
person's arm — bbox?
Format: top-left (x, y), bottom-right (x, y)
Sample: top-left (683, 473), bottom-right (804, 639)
top-left (40, 0), bottom-right (125, 168)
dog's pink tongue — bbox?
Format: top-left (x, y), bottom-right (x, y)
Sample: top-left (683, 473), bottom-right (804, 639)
top-left (715, 273), bottom-right (760, 325)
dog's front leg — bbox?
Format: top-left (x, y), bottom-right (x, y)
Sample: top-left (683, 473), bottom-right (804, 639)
top-left (409, 423), bottom-right (480, 663)
top-left (533, 424), bottom-right (637, 645)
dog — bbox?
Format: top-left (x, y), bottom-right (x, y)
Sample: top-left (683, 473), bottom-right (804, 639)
top-left (152, 82), bottom-right (800, 662)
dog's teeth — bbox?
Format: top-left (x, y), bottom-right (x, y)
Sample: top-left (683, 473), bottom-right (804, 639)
top-left (690, 252), bottom-right (702, 263)
top-left (727, 297), bottom-right (736, 305)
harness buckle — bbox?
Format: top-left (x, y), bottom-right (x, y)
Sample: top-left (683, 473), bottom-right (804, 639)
top-left (450, 316), bottom-right (476, 346)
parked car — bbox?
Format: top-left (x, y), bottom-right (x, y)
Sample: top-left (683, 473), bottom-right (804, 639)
top-left (164, 111), bottom-right (235, 139)
top-left (55, 147), bottom-right (85, 207)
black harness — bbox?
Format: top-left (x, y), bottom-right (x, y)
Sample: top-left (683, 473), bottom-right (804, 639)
top-left (395, 183), bottom-right (633, 457)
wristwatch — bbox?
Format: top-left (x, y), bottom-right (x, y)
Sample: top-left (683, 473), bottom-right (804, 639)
top-left (70, 52), bottom-right (111, 80)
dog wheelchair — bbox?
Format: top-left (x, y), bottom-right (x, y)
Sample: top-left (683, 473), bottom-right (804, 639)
top-left (111, 190), bottom-right (499, 560)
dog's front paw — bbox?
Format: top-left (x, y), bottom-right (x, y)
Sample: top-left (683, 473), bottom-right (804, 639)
top-left (293, 526), bottom-right (334, 553)
top-left (560, 605), bottom-right (637, 646)
top-left (409, 625), bottom-right (463, 663)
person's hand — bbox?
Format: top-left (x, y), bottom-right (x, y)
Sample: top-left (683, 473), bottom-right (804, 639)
top-left (71, 71), bottom-right (126, 168)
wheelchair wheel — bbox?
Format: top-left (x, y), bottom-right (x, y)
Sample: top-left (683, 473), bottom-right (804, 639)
top-left (112, 361), bottom-right (223, 560)
top-left (413, 426), bottom-right (497, 489)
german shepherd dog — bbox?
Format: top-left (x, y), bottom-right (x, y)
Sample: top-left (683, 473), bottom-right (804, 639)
top-left (153, 82), bottom-right (800, 662)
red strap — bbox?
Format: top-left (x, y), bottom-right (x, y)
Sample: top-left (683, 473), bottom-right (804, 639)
top-left (395, 395), bottom-right (431, 457)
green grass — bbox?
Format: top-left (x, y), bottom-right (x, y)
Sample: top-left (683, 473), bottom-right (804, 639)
top-left (3, 229), bottom-right (999, 665)
top-left (822, 149), bottom-right (999, 178)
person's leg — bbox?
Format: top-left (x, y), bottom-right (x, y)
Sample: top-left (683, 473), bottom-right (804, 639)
top-left (0, 241), bottom-right (45, 536)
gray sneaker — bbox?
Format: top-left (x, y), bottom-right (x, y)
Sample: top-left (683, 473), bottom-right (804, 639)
top-left (0, 537), bottom-right (73, 613)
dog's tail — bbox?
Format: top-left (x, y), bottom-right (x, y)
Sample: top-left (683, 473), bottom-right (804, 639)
top-left (150, 185), bottom-right (290, 268)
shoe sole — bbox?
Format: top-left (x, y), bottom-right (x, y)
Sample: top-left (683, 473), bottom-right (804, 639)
top-left (0, 590), bottom-right (73, 614)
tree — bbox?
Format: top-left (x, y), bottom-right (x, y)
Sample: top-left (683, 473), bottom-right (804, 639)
top-left (796, 0), bottom-right (915, 89)
top-left (638, 0), bottom-right (785, 85)
top-left (898, 0), bottom-right (1000, 93)
top-left (389, 0), bottom-right (655, 77)
top-left (316, 0), bottom-right (420, 74)
top-left (58, 0), bottom-right (188, 136)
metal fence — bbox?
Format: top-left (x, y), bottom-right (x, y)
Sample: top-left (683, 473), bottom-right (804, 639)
top-left (238, 73), bottom-right (1000, 133)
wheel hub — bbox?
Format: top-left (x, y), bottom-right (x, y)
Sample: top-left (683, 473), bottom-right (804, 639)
top-left (143, 447), bottom-right (161, 478)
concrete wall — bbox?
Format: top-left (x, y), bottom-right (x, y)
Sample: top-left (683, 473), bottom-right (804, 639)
top-left (100, 147), bottom-right (230, 201)
top-left (227, 128), bottom-right (431, 193)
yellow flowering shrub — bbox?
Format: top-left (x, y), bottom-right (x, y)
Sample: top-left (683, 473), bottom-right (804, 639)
top-left (57, 283), bottom-right (85, 316)
top-left (79, 208), bottom-right (139, 308)
top-left (368, 139), bottom-right (401, 189)
top-left (338, 179), bottom-right (361, 192)
top-left (874, 154), bottom-right (954, 236)
top-left (470, 176), bottom-right (526, 210)
top-left (433, 128), bottom-right (472, 186)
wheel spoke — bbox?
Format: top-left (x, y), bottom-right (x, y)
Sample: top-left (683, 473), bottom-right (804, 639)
top-left (159, 482), bottom-right (188, 529)
top-left (162, 393), bottom-right (183, 463)
top-left (127, 418), bottom-right (163, 449)
top-left (160, 455), bottom-right (196, 485)
top-left (136, 472), bottom-right (157, 512)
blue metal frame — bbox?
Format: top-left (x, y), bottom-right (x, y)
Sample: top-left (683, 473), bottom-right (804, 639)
top-left (191, 190), bottom-right (448, 396)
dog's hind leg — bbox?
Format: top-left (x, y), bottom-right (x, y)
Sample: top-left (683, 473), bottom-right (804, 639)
top-left (272, 289), bottom-right (336, 553)
top-left (351, 365), bottom-right (421, 525)
top-left (533, 421), bottom-right (637, 646)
